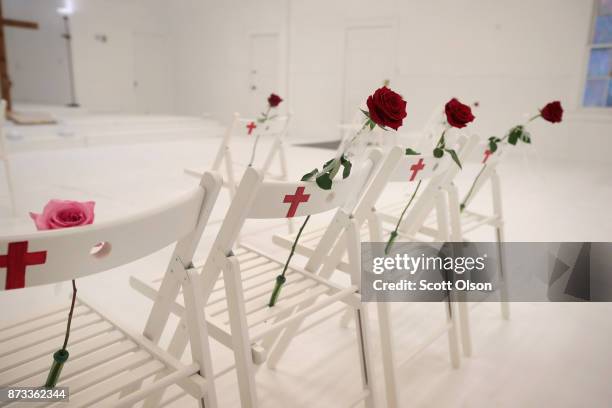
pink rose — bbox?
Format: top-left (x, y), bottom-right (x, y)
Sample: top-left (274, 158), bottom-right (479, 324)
top-left (30, 200), bottom-right (95, 231)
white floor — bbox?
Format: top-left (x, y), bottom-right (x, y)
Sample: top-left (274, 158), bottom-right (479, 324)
top-left (1, 114), bottom-right (612, 407)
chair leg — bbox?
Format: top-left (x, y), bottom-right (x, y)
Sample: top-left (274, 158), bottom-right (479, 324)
top-left (376, 302), bottom-right (399, 408)
top-left (265, 315), bottom-right (300, 369)
top-left (223, 259), bottom-right (259, 408)
top-left (457, 295), bottom-right (472, 357)
top-left (446, 184), bottom-right (472, 357)
top-left (444, 298), bottom-right (461, 368)
top-left (491, 171), bottom-right (510, 320)
top-left (260, 306), bottom-right (297, 369)
top-left (143, 319), bottom-right (190, 407)
top-left (355, 306), bottom-right (377, 408)
top-left (496, 227), bottom-right (510, 320)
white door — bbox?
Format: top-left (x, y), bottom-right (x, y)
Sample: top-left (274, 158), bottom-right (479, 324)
top-left (248, 33), bottom-right (279, 116)
top-left (133, 32), bottom-right (172, 114)
top-left (342, 25), bottom-right (395, 124)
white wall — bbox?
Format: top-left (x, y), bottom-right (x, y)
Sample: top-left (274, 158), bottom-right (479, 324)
top-left (169, 0), bottom-right (612, 162)
top-left (164, 0), bottom-right (287, 118)
top-left (5, 0), bottom-right (176, 113)
top-left (6, 0), bottom-right (610, 161)
top-left (69, 0), bottom-right (174, 113)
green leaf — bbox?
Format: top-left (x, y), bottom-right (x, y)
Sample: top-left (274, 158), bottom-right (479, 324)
top-left (433, 148), bottom-right (444, 158)
top-left (360, 109), bottom-right (370, 118)
top-left (315, 173), bottom-right (333, 190)
top-left (445, 149), bottom-right (462, 169)
top-left (508, 126), bottom-right (523, 146)
top-left (405, 148), bottom-right (420, 155)
top-left (521, 131), bottom-right (531, 144)
top-left (301, 168), bottom-right (318, 181)
top-left (369, 119), bottom-right (376, 130)
top-left (341, 159), bottom-right (352, 179)
top-left (256, 117), bottom-right (266, 124)
top-left (489, 140), bottom-right (498, 153)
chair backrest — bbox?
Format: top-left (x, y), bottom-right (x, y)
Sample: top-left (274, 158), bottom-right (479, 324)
top-left (233, 113), bottom-right (290, 141)
top-left (211, 112), bottom-right (291, 173)
top-left (472, 141), bottom-right (504, 166)
top-left (208, 150), bottom-right (380, 255)
top-left (396, 132), bottom-right (480, 237)
top-left (0, 172), bottom-right (222, 290)
top-left (459, 140), bottom-right (505, 209)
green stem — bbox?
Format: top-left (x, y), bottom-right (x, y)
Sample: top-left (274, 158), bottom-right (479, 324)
top-left (460, 164), bottom-right (487, 212)
top-left (436, 128), bottom-right (448, 148)
top-left (385, 180), bottom-right (422, 254)
top-left (62, 280), bottom-right (77, 350)
top-left (44, 280), bottom-right (77, 388)
top-left (269, 215), bottom-right (311, 307)
top-left (338, 119), bottom-right (370, 160)
top-left (527, 113), bottom-right (541, 122)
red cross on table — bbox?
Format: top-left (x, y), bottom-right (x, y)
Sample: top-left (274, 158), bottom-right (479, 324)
top-left (482, 149), bottom-right (492, 164)
top-left (246, 121), bottom-right (257, 135)
top-left (0, 241), bottom-right (47, 290)
top-left (409, 158), bottom-right (425, 181)
top-left (283, 186), bottom-right (310, 218)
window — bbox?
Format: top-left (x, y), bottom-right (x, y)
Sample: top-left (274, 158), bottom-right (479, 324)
top-left (583, 0), bottom-right (612, 107)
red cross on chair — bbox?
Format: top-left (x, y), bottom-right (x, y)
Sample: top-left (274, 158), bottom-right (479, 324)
top-left (246, 122), bottom-right (257, 135)
top-left (482, 149), bottom-right (492, 164)
top-left (409, 158), bottom-right (425, 181)
top-left (0, 241), bottom-right (47, 290)
top-left (283, 186), bottom-right (310, 218)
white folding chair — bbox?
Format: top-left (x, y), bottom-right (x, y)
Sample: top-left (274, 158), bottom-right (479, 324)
top-left (0, 172), bottom-right (222, 408)
top-left (444, 142), bottom-right (510, 357)
top-left (133, 150), bottom-right (388, 407)
top-left (375, 133), bottom-right (479, 242)
top-left (0, 100), bottom-right (16, 216)
top-left (271, 145), bottom-right (469, 407)
top-left (185, 112), bottom-right (291, 199)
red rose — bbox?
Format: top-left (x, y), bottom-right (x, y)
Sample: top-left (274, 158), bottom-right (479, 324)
top-left (540, 101), bottom-right (563, 123)
top-left (366, 86), bottom-right (407, 130)
top-left (445, 98), bottom-right (475, 129)
top-left (268, 93), bottom-right (283, 108)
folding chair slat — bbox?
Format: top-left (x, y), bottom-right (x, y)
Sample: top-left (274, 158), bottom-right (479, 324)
top-left (244, 284), bottom-right (330, 329)
top-left (0, 321), bottom-right (113, 371)
top-left (3, 330), bottom-right (125, 386)
top-left (0, 305), bottom-right (89, 343)
top-left (51, 360), bottom-right (165, 408)
top-left (207, 263), bottom-right (281, 305)
top-left (214, 273), bottom-right (320, 324)
top-left (0, 312), bottom-right (101, 356)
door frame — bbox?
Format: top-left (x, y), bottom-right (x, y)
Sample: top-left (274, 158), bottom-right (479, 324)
top-left (247, 31), bottom-right (282, 110)
top-left (340, 19), bottom-right (399, 124)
